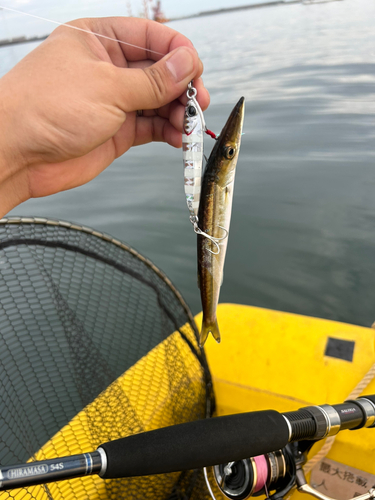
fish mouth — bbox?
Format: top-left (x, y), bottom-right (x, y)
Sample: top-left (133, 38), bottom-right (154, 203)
top-left (217, 96), bottom-right (245, 146)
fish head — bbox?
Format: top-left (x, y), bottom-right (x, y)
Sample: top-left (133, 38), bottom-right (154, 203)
top-left (209, 96), bottom-right (245, 187)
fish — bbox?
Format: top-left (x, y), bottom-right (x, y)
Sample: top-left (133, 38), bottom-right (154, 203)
top-left (182, 85), bottom-right (206, 222)
top-left (197, 97), bottom-right (245, 347)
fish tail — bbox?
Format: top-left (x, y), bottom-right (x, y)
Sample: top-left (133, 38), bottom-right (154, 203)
top-left (199, 319), bottom-right (221, 347)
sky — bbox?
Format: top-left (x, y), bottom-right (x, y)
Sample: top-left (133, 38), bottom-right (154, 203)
top-left (0, 0), bottom-right (269, 38)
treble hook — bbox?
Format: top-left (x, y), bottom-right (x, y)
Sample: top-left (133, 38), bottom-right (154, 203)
top-left (190, 216), bottom-right (228, 255)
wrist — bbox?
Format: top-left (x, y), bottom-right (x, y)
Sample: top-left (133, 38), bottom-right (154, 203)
top-left (0, 80), bottom-right (30, 216)
top-left (0, 169), bottom-right (29, 218)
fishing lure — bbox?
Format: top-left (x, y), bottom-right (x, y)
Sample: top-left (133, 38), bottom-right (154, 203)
top-left (182, 82), bottom-right (206, 224)
top-left (182, 82), bottom-right (225, 252)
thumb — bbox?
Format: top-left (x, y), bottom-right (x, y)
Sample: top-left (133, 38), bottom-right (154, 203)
top-left (116, 46), bottom-right (203, 112)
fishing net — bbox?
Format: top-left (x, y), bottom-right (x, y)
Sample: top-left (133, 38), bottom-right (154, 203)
top-left (0, 217), bottom-right (214, 500)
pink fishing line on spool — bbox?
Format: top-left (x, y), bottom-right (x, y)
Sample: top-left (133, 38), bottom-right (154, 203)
top-left (253, 455), bottom-right (269, 493)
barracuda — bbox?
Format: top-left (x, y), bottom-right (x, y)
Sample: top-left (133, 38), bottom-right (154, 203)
top-left (197, 97), bottom-right (245, 346)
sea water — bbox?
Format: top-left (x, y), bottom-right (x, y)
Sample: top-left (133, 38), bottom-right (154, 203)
top-left (1, 0), bottom-right (375, 326)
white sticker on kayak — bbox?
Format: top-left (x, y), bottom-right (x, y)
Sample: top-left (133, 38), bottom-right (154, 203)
top-left (311, 458), bottom-right (375, 500)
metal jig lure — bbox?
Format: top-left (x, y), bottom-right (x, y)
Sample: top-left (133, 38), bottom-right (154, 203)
top-left (182, 81), bottom-right (226, 254)
top-left (182, 81), bottom-right (206, 222)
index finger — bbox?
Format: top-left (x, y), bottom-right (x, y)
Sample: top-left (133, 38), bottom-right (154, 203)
top-left (85, 17), bottom-right (195, 63)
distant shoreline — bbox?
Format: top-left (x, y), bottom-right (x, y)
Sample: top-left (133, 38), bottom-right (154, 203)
top-left (168, 0), bottom-right (301, 22)
top-left (0, 34), bottom-right (48, 48)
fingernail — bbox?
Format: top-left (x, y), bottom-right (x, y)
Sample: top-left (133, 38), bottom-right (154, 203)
top-left (166, 47), bottom-right (195, 83)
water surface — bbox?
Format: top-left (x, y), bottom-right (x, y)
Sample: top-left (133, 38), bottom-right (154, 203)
top-left (1, 0), bottom-right (375, 326)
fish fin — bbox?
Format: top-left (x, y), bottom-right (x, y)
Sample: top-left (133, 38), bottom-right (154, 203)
top-left (197, 271), bottom-right (200, 289)
top-left (220, 271), bottom-right (224, 287)
top-left (199, 319), bottom-right (221, 347)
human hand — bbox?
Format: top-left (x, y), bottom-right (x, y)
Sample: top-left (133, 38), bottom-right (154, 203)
top-left (0, 17), bottom-right (209, 216)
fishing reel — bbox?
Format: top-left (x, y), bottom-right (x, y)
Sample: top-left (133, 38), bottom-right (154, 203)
top-left (204, 441), bottom-right (375, 500)
top-left (204, 447), bottom-right (294, 500)
top-left (203, 396), bottom-right (375, 500)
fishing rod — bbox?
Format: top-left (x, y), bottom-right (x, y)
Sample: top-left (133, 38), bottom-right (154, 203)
top-left (0, 395), bottom-right (374, 493)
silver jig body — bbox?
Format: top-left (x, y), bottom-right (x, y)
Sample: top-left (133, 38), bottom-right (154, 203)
top-left (182, 81), bottom-right (206, 222)
top-left (183, 82), bottom-right (226, 253)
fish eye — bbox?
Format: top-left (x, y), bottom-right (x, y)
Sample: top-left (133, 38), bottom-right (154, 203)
top-left (224, 145), bottom-right (236, 159)
top-left (187, 105), bottom-right (197, 117)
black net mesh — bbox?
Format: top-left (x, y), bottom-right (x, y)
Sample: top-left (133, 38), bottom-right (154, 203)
top-left (0, 217), bottom-right (214, 500)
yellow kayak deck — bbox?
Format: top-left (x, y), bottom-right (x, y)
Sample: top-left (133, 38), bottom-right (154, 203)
top-left (201, 303), bottom-right (375, 484)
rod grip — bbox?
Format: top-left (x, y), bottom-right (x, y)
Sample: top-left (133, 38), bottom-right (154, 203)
top-left (99, 410), bottom-right (289, 478)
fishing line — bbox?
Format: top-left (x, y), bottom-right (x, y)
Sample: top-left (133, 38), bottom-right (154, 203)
top-left (0, 5), bottom-right (166, 56)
